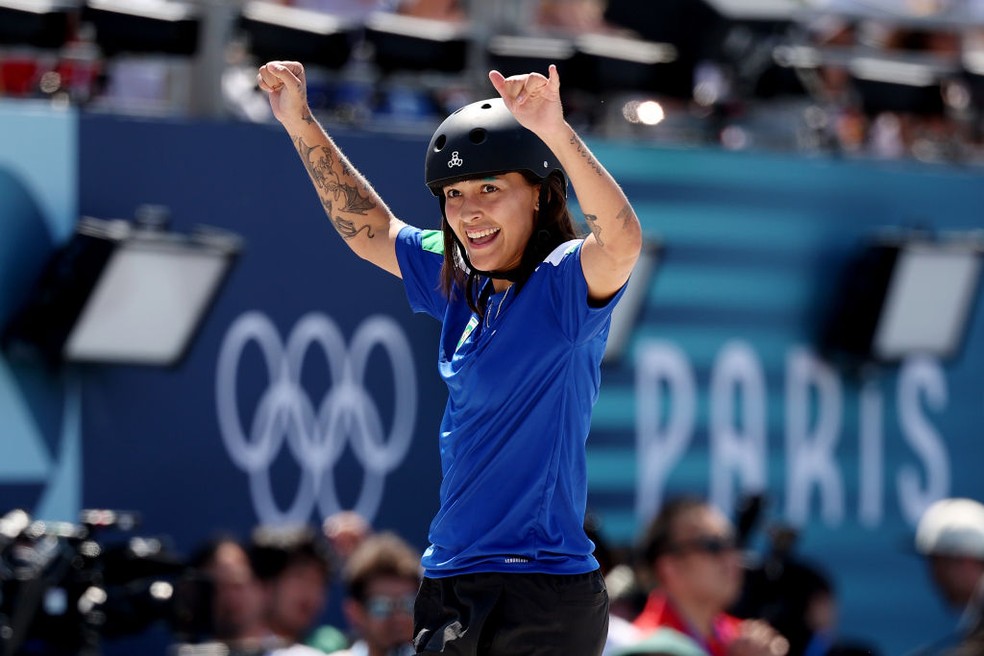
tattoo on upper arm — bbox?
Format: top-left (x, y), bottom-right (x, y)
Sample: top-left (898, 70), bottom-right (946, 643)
top-left (586, 204), bottom-right (637, 248)
top-left (569, 133), bottom-right (604, 177)
top-left (585, 213), bottom-right (604, 246)
top-left (295, 136), bottom-right (378, 240)
top-left (616, 203), bottom-right (635, 227)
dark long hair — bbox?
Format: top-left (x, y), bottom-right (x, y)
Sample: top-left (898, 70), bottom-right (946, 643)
top-left (439, 171), bottom-right (579, 318)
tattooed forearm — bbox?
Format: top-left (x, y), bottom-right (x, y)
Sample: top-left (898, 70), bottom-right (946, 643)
top-left (323, 199), bottom-right (374, 240)
top-left (281, 117), bottom-right (400, 266)
top-left (332, 215), bottom-right (374, 240)
top-left (296, 136), bottom-right (377, 217)
top-left (569, 133), bottom-right (604, 177)
top-left (335, 183), bottom-right (375, 213)
top-left (585, 213), bottom-right (604, 246)
top-left (296, 138), bottom-right (331, 192)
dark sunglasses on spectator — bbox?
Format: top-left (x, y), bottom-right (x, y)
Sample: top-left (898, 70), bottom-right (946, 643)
top-left (668, 535), bottom-right (738, 556)
top-left (365, 594), bottom-right (416, 619)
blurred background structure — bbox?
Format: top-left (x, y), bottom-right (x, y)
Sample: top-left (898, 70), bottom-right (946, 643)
top-left (1, 2), bottom-right (983, 656)
top-left (3, 0), bottom-right (984, 160)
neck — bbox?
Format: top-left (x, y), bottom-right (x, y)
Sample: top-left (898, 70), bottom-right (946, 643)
top-left (668, 594), bottom-right (719, 639)
top-left (492, 279), bottom-right (513, 293)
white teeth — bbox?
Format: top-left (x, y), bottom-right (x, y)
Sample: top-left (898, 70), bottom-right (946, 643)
top-left (466, 227), bottom-right (500, 239)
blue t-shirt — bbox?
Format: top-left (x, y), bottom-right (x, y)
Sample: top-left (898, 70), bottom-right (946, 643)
top-left (395, 225), bottom-right (626, 578)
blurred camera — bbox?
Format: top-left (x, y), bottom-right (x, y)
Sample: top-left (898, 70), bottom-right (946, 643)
top-left (0, 508), bottom-right (213, 656)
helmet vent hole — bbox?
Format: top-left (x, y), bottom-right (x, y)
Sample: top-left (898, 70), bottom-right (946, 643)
top-left (481, 102), bottom-right (492, 109)
top-left (434, 135), bottom-right (447, 151)
top-left (469, 128), bottom-right (487, 145)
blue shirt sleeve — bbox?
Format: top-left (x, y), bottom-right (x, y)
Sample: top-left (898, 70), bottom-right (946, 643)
top-left (541, 240), bottom-right (628, 345)
top-left (395, 225), bottom-right (447, 321)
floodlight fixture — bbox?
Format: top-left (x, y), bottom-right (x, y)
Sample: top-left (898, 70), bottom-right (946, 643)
top-left (819, 231), bottom-right (983, 365)
top-left (2, 214), bottom-right (242, 368)
top-left (872, 238), bottom-right (982, 361)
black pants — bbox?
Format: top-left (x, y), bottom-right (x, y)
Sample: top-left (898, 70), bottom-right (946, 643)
top-left (412, 570), bottom-right (609, 656)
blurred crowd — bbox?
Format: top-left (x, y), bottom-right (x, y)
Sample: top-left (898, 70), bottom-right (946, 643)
top-left (787, 2), bottom-right (984, 163)
top-left (3, 0), bottom-right (984, 163)
top-left (3, 494), bottom-right (982, 655)
top-left (185, 512), bottom-right (421, 656)
top-left (58, 494), bottom-right (975, 656)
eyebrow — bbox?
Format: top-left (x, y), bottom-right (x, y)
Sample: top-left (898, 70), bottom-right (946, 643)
top-left (445, 175), bottom-right (500, 191)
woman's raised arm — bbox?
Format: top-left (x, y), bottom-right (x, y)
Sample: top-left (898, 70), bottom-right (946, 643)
top-left (489, 64), bottom-right (642, 302)
top-left (258, 60), bottom-right (407, 277)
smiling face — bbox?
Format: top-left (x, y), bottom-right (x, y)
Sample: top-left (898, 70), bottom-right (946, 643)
top-left (442, 172), bottom-right (540, 276)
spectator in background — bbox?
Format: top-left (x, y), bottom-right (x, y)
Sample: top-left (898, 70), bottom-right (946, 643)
top-left (908, 497), bottom-right (984, 656)
top-left (613, 628), bottom-right (707, 656)
top-left (633, 497), bottom-right (788, 656)
top-left (311, 511), bottom-right (374, 650)
top-left (394, 0), bottom-right (466, 22)
top-left (248, 524), bottom-right (348, 654)
top-left (282, 0), bottom-right (393, 22)
top-left (189, 533), bottom-right (336, 655)
top-left (733, 533), bottom-right (878, 656)
top-left (278, 0), bottom-right (466, 23)
top-left (323, 511), bottom-right (373, 565)
top-left (327, 532), bottom-right (422, 656)
top-left (190, 535), bottom-right (271, 651)
top-left (534, 0), bottom-right (627, 36)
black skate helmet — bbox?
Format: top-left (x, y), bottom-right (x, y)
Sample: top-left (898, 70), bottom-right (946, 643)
top-left (424, 97), bottom-right (567, 195)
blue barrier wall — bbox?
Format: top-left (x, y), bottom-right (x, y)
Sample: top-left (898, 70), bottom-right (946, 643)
top-left (0, 100), bottom-right (80, 527)
top-left (1, 105), bottom-right (982, 655)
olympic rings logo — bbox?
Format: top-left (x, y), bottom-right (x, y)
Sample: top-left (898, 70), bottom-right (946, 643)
top-left (215, 311), bottom-right (417, 526)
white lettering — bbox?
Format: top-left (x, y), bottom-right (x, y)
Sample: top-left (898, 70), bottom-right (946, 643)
top-left (636, 341), bottom-right (696, 523)
top-left (630, 339), bottom-right (955, 531)
top-left (859, 378), bottom-right (883, 527)
top-left (897, 357), bottom-right (950, 526)
top-left (785, 348), bottom-right (844, 526)
top-left (709, 340), bottom-right (767, 514)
